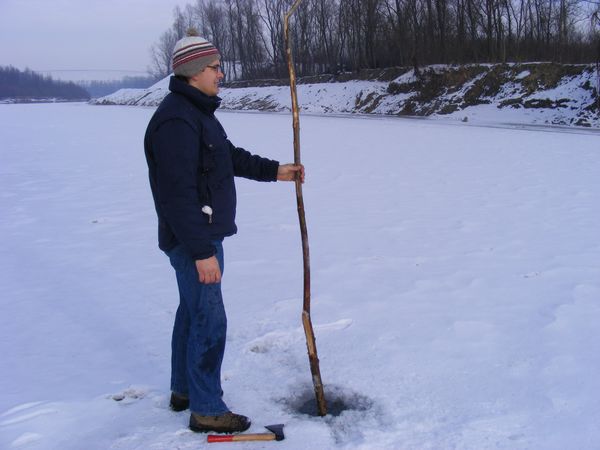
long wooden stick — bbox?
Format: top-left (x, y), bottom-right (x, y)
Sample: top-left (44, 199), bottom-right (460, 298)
top-left (284, 0), bottom-right (327, 417)
top-left (594, 13), bottom-right (600, 112)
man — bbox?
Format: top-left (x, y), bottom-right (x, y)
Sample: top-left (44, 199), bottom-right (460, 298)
top-left (144, 29), bottom-right (304, 433)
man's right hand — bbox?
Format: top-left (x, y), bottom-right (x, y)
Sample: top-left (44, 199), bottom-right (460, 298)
top-left (195, 256), bottom-right (221, 284)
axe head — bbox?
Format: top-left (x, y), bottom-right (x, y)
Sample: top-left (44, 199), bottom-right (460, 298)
top-left (265, 424), bottom-right (285, 441)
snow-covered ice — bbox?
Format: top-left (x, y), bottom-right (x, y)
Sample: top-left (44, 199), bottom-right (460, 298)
top-left (1, 103), bottom-right (599, 449)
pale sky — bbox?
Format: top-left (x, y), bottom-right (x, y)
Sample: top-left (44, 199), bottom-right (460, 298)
top-left (0, 0), bottom-right (185, 80)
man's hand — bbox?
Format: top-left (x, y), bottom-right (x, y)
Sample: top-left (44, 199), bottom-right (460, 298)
top-left (277, 164), bottom-right (305, 183)
top-left (195, 256), bottom-right (221, 284)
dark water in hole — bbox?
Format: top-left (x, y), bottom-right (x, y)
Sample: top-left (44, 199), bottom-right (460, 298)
top-left (288, 386), bottom-right (374, 417)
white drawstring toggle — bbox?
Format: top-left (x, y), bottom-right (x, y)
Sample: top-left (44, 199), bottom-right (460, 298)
top-left (202, 205), bottom-right (213, 224)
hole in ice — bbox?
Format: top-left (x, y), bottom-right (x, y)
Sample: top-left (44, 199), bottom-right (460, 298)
top-left (282, 385), bottom-right (385, 444)
top-left (286, 385), bottom-right (373, 417)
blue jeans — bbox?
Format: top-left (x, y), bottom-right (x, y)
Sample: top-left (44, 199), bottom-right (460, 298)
top-left (166, 241), bottom-right (229, 416)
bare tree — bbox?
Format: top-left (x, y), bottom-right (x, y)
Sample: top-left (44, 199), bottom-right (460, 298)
top-left (148, 29), bottom-right (178, 79)
top-left (149, 0), bottom-right (600, 80)
top-left (259, 0), bottom-right (288, 76)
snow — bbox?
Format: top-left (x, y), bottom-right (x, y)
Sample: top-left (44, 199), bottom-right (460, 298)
top-left (100, 79), bottom-right (170, 107)
top-left (1, 102), bottom-right (600, 449)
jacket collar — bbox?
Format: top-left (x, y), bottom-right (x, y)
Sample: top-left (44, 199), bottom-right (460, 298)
top-left (168, 76), bottom-right (221, 115)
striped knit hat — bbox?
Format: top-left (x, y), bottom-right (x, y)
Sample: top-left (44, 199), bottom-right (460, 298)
top-left (172, 28), bottom-right (220, 77)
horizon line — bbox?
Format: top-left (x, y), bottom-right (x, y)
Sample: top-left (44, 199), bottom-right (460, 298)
top-left (37, 69), bottom-right (148, 73)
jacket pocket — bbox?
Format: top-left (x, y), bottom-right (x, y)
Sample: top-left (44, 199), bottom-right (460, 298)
top-left (198, 138), bottom-right (216, 206)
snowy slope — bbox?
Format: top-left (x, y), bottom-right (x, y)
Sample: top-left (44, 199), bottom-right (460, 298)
top-left (92, 63), bottom-right (600, 128)
top-left (1, 103), bottom-right (600, 449)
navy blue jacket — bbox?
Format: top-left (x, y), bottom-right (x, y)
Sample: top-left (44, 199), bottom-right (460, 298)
top-left (144, 77), bottom-right (279, 260)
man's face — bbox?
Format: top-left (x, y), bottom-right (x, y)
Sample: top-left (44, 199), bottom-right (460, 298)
top-left (189, 58), bottom-right (224, 97)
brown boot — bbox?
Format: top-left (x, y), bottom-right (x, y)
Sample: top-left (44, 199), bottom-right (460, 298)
top-left (189, 411), bottom-right (251, 433)
top-left (169, 392), bottom-right (189, 412)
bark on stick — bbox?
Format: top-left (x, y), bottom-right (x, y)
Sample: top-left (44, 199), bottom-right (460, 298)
top-left (284, 0), bottom-right (327, 417)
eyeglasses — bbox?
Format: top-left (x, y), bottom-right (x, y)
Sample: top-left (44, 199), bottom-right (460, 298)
top-left (205, 64), bottom-right (222, 73)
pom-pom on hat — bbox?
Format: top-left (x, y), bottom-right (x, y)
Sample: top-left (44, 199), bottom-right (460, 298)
top-left (172, 28), bottom-right (220, 77)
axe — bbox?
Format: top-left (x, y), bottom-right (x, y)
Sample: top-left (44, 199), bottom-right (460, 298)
top-left (207, 424), bottom-right (285, 443)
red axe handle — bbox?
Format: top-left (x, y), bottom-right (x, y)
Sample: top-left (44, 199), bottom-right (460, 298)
top-left (207, 433), bottom-right (276, 442)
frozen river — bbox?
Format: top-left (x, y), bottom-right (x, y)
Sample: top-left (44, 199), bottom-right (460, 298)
top-left (1, 102), bottom-right (599, 449)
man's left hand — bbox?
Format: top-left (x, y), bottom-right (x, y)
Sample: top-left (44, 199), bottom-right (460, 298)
top-left (277, 164), bottom-right (305, 183)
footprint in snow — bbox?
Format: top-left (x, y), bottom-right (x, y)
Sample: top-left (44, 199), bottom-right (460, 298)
top-left (110, 387), bottom-right (147, 404)
top-left (247, 319), bottom-right (353, 353)
top-left (315, 319), bottom-right (353, 332)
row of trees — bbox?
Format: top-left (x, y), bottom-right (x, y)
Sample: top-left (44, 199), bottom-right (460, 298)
top-left (0, 66), bottom-right (90, 100)
top-left (150, 0), bottom-right (600, 81)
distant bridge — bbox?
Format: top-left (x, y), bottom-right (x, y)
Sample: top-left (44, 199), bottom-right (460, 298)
top-left (36, 69), bottom-right (150, 82)
top-left (39, 69), bottom-right (147, 74)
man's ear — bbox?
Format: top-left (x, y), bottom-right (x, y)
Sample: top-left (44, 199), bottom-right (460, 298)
top-left (189, 70), bottom-right (205, 82)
